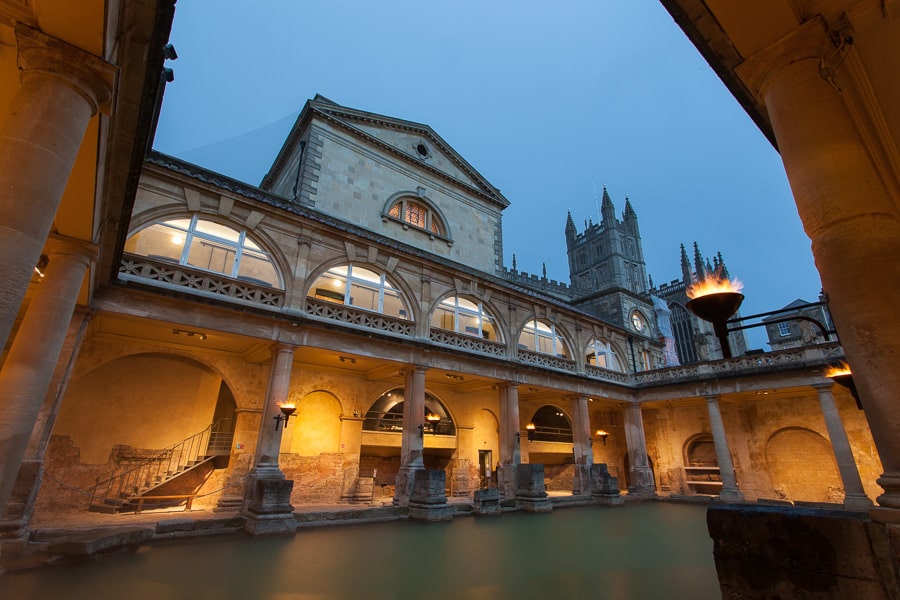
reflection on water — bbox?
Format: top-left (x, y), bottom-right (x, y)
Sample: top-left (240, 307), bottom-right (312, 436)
top-left (0, 502), bottom-right (721, 600)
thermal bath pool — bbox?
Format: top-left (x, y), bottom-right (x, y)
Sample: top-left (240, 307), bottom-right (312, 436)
top-left (0, 502), bottom-right (721, 599)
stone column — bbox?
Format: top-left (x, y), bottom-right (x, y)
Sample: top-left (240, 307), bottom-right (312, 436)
top-left (705, 394), bottom-right (744, 502)
top-left (736, 17), bottom-right (900, 512)
top-left (813, 383), bottom-right (873, 511)
top-left (622, 403), bottom-right (655, 495)
top-left (244, 344), bottom-right (297, 535)
top-left (497, 382), bottom-right (521, 500)
top-left (571, 395), bottom-right (593, 495)
top-left (394, 365), bottom-right (427, 507)
top-left (0, 237), bottom-right (96, 516)
top-left (0, 24), bottom-right (115, 352)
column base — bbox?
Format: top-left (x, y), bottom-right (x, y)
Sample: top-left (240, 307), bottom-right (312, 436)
top-left (497, 464), bottom-right (518, 501)
top-left (393, 465), bottom-right (424, 507)
top-left (242, 472), bottom-right (297, 536)
top-left (516, 464), bottom-right (552, 513)
top-left (627, 465), bottom-right (657, 497)
top-left (590, 464), bottom-right (624, 504)
top-left (717, 488), bottom-right (745, 503)
top-left (843, 494), bottom-right (873, 512)
top-left (572, 464), bottom-right (592, 496)
top-left (876, 473), bottom-right (900, 510)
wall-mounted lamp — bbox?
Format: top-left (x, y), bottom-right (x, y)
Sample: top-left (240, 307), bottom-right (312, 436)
top-left (425, 413), bottom-right (441, 435)
top-left (826, 362), bottom-right (862, 409)
top-left (526, 422), bottom-right (536, 441)
top-left (274, 403), bottom-right (297, 430)
top-left (172, 328), bottom-right (207, 341)
top-left (595, 429), bottom-right (610, 446)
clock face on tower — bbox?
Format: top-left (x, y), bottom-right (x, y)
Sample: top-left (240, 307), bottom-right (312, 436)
top-left (631, 311), bottom-right (645, 332)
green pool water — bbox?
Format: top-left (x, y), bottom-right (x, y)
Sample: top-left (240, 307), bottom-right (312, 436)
top-left (0, 502), bottom-right (721, 600)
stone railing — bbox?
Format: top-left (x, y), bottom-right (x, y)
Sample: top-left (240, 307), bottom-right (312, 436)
top-left (429, 328), bottom-right (508, 358)
top-left (632, 342), bottom-right (845, 387)
top-left (517, 349), bottom-right (577, 372)
top-left (304, 297), bottom-right (414, 336)
top-left (584, 364), bottom-right (630, 384)
top-left (119, 253), bottom-right (285, 307)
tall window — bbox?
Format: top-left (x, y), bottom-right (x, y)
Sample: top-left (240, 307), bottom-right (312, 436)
top-left (308, 264), bottom-right (410, 319)
top-left (777, 322), bottom-right (792, 337)
top-left (431, 296), bottom-right (499, 340)
top-left (585, 338), bottom-right (624, 371)
top-left (124, 216), bottom-right (281, 288)
top-left (670, 303), bottom-right (698, 364)
top-left (386, 197), bottom-right (446, 237)
top-left (519, 320), bottom-right (569, 358)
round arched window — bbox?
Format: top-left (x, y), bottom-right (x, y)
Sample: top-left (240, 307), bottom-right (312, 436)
top-left (308, 264), bottom-right (410, 319)
top-left (431, 296), bottom-right (500, 341)
top-left (519, 320), bottom-right (570, 358)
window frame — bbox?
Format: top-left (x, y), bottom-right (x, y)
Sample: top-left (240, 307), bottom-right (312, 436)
top-left (309, 263), bottom-right (411, 320)
top-left (383, 196), bottom-right (452, 244)
top-left (519, 319), bottom-right (570, 358)
top-left (431, 295), bottom-right (500, 341)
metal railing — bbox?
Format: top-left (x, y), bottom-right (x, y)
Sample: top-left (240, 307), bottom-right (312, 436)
top-left (89, 419), bottom-right (232, 513)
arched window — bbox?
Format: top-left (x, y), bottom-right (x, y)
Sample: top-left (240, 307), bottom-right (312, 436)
top-left (308, 264), bottom-right (410, 319)
top-left (431, 296), bottom-right (500, 341)
top-left (519, 320), bottom-right (570, 358)
top-left (526, 405), bottom-right (573, 443)
top-left (124, 216), bottom-right (281, 288)
top-left (362, 388), bottom-right (455, 435)
top-left (386, 197), bottom-right (446, 237)
top-left (584, 338), bottom-right (624, 371)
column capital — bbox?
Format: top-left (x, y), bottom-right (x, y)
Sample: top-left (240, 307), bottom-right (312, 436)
top-left (401, 364), bottom-right (429, 376)
top-left (735, 17), bottom-right (832, 100)
top-left (812, 381), bottom-right (836, 392)
top-left (45, 234), bottom-right (99, 264)
top-left (15, 23), bottom-right (117, 115)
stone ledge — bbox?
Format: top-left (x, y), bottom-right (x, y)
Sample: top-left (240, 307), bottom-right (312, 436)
top-left (44, 526), bottom-right (155, 557)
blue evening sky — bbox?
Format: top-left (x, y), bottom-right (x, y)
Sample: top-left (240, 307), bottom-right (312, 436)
top-left (153, 0), bottom-right (823, 349)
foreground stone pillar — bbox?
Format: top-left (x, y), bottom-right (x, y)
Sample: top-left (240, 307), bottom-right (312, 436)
top-left (497, 382), bottom-right (521, 500)
top-left (244, 344), bottom-right (297, 535)
top-left (0, 237), bottom-right (96, 516)
top-left (0, 24), bottom-right (115, 353)
top-left (571, 394), bottom-right (593, 495)
top-left (515, 463), bottom-right (552, 513)
top-left (623, 403), bottom-right (655, 495)
top-left (394, 365), bottom-right (427, 507)
top-left (814, 383), bottom-right (873, 511)
top-left (737, 17), bottom-right (900, 512)
top-left (408, 469), bottom-right (452, 522)
top-left (590, 463), bottom-right (623, 505)
top-left (0, 308), bottom-right (91, 539)
top-left (705, 394), bottom-right (744, 502)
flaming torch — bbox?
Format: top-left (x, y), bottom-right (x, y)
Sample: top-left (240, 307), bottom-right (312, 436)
top-left (686, 270), bottom-right (744, 359)
top-left (825, 362), bottom-right (862, 409)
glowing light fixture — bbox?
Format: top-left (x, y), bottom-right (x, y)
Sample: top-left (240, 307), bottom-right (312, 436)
top-left (274, 403), bottom-right (297, 430)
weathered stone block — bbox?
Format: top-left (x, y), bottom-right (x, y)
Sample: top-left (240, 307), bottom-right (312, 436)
top-left (473, 488), bottom-right (502, 516)
top-left (409, 470), bottom-right (452, 522)
top-left (46, 526), bottom-right (154, 557)
top-left (590, 463), bottom-right (623, 505)
top-left (515, 464), bottom-right (552, 513)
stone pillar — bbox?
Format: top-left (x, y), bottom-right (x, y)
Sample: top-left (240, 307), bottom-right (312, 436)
top-left (571, 394), bottom-right (593, 495)
top-left (0, 24), bottom-right (115, 352)
top-left (814, 383), bottom-right (873, 511)
top-left (244, 344), bottom-right (297, 535)
top-left (736, 17), bottom-right (900, 512)
top-left (622, 403), bottom-right (655, 496)
top-left (497, 382), bottom-right (521, 500)
top-left (394, 365), bottom-right (427, 507)
top-left (0, 308), bottom-right (91, 538)
top-left (705, 394), bottom-right (744, 502)
top-left (0, 237), bottom-right (96, 516)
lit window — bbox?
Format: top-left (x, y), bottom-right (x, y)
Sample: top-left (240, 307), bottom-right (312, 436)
top-left (124, 216), bottom-right (281, 288)
top-left (585, 338), bottom-right (624, 371)
top-left (431, 296), bottom-right (499, 340)
top-left (519, 320), bottom-right (569, 358)
top-left (385, 197), bottom-right (446, 236)
top-left (308, 264), bottom-right (410, 319)
top-left (777, 322), bottom-right (791, 337)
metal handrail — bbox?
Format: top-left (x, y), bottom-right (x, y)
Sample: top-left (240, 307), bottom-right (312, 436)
top-left (89, 418), bottom-right (231, 512)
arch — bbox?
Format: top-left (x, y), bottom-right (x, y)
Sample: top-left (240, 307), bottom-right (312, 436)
top-left (362, 387), bottom-right (456, 435)
top-left (683, 433), bottom-right (717, 467)
top-left (55, 353), bottom-right (227, 464)
top-left (765, 427), bottom-right (843, 503)
top-left (518, 319), bottom-right (572, 358)
top-left (584, 338), bottom-right (625, 371)
top-left (306, 261), bottom-right (414, 321)
top-left (430, 293), bottom-right (505, 343)
top-left (526, 405), bottom-right (573, 443)
top-left (285, 390), bottom-right (342, 456)
top-left (382, 191), bottom-right (452, 241)
top-left (124, 213), bottom-right (286, 290)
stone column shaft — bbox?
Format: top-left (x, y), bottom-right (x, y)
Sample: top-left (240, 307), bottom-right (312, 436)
top-left (394, 365), bottom-right (427, 506)
top-left (252, 344), bottom-right (295, 476)
top-left (497, 382), bottom-right (520, 500)
top-left (623, 403), bottom-right (655, 495)
top-left (705, 395), bottom-right (744, 502)
top-left (0, 239), bottom-right (96, 513)
top-left (571, 395), bottom-right (593, 495)
top-left (737, 17), bottom-right (900, 511)
top-left (814, 383), bottom-right (872, 511)
top-left (0, 25), bottom-right (115, 352)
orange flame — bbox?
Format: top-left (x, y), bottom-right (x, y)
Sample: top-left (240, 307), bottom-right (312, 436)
top-left (686, 270), bottom-right (744, 299)
top-left (825, 362), bottom-right (852, 378)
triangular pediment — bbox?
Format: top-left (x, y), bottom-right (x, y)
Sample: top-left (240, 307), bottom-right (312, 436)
top-left (263, 95), bottom-right (509, 208)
